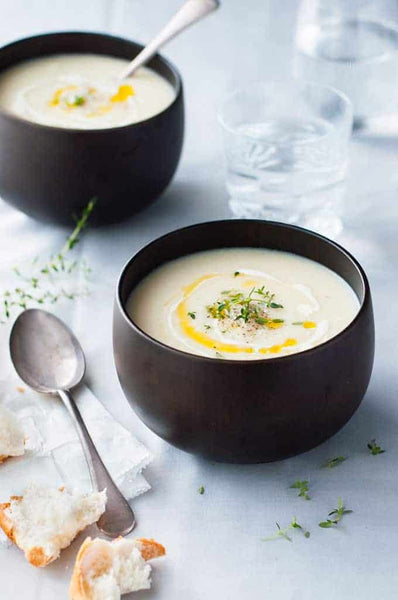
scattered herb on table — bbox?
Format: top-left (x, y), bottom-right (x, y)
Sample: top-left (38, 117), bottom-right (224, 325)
top-left (321, 456), bottom-right (347, 469)
top-left (198, 485), bottom-right (205, 495)
top-left (319, 497), bottom-right (352, 528)
top-left (367, 439), bottom-right (385, 455)
top-left (290, 480), bottom-right (310, 500)
top-left (188, 311), bottom-right (196, 320)
top-left (1, 199), bottom-right (96, 322)
top-left (263, 516), bottom-right (310, 542)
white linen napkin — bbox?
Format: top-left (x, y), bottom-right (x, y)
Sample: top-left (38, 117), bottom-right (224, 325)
top-left (0, 374), bottom-right (152, 501)
top-left (0, 378), bottom-right (152, 550)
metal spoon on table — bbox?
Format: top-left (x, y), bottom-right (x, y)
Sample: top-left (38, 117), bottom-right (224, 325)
top-left (9, 308), bottom-right (135, 538)
top-left (119, 0), bottom-right (220, 79)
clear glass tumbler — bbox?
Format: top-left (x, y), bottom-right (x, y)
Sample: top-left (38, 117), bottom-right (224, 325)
top-left (295, 0), bottom-right (398, 126)
top-left (218, 80), bottom-right (353, 238)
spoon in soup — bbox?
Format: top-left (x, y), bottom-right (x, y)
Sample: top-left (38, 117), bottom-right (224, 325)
top-left (119, 0), bottom-right (220, 79)
top-left (9, 308), bottom-right (136, 538)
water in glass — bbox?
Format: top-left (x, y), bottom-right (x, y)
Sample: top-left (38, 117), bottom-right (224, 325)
top-left (295, 2), bottom-right (398, 123)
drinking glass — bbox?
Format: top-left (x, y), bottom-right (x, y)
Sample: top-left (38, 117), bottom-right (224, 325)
top-left (295, 0), bottom-right (398, 126)
top-left (218, 80), bottom-right (353, 238)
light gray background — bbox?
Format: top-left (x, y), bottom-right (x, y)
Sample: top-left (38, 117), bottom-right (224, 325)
top-left (0, 1), bottom-right (397, 598)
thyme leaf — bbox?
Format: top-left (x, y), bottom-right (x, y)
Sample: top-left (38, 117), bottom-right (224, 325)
top-left (319, 498), bottom-right (352, 528)
top-left (290, 479), bottom-right (310, 500)
top-left (367, 439), bottom-right (385, 455)
top-left (263, 517), bottom-right (310, 542)
top-left (321, 456), bottom-right (347, 469)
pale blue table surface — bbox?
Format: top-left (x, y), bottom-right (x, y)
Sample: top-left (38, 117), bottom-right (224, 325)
top-left (0, 1), bottom-right (397, 598)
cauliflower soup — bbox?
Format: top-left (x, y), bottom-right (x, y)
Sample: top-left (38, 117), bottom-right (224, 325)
top-left (0, 53), bottom-right (175, 129)
top-left (127, 247), bottom-right (360, 360)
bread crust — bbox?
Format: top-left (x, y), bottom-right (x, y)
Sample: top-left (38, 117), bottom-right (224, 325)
top-left (69, 538), bottom-right (97, 600)
top-left (136, 538), bottom-right (166, 561)
top-left (0, 498), bottom-right (55, 567)
top-left (0, 502), bottom-right (15, 543)
top-left (69, 536), bottom-right (166, 600)
top-left (0, 489), bottom-right (105, 568)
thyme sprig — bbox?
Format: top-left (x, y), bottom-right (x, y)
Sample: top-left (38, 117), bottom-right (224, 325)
top-left (207, 285), bottom-right (283, 325)
top-left (263, 517), bottom-right (310, 542)
top-left (2, 199), bottom-right (96, 322)
top-left (367, 439), bottom-right (385, 455)
top-left (290, 480), bottom-right (310, 500)
top-left (319, 498), bottom-right (352, 528)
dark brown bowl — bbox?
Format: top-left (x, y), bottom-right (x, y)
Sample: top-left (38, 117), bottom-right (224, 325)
top-left (113, 220), bottom-right (374, 463)
top-left (0, 32), bottom-right (184, 225)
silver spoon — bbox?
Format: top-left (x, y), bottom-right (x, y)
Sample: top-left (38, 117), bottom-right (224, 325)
top-left (119, 0), bottom-right (220, 80)
top-left (9, 308), bottom-right (135, 538)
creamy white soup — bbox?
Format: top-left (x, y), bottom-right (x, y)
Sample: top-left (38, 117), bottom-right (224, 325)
top-left (127, 248), bottom-right (360, 360)
top-left (0, 54), bottom-right (176, 129)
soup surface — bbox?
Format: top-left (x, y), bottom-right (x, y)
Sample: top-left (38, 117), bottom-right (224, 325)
top-left (0, 54), bottom-right (175, 129)
top-left (127, 248), bottom-right (360, 360)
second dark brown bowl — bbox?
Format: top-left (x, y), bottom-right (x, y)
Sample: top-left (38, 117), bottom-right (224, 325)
top-left (0, 32), bottom-right (184, 225)
top-left (113, 220), bottom-right (375, 463)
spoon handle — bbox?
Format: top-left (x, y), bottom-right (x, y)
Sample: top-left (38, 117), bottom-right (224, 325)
top-left (58, 389), bottom-right (136, 538)
top-left (120, 0), bottom-right (220, 79)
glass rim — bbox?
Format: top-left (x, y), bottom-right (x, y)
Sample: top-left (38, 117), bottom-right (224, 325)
top-left (217, 78), bottom-right (353, 135)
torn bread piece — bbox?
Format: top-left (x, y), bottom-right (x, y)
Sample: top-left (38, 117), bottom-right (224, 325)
top-left (0, 483), bottom-right (106, 567)
top-left (0, 405), bottom-right (25, 463)
top-left (70, 536), bottom-right (166, 599)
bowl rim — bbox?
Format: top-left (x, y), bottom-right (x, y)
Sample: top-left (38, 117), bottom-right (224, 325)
top-left (116, 219), bottom-right (371, 365)
top-left (0, 30), bottom-right (183, 133)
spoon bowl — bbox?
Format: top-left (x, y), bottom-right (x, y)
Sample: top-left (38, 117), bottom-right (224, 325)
top-left (10, 309), bottom-right (85, 393)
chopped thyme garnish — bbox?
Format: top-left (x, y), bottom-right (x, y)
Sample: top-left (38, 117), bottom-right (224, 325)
top-left (292, 321), bottom-right (304, 326)
top-left (367, 439), bottom-right (385, 455)
top-left (255, 317), bottom-right (268, 325)
top-left (321, 456), bottom-right (347, 469)
top-left (290, 480), bottom-right (310, 500)
top-left (263, 517), bottom-right (310, 542)
top-left (188, 311), bottom-right (196, 319)
top-left (215, 351), bottom-right (223, 358)
top-left (198, 485), bottom-right (205, 495)
top-left (73, 95), bottom-right (85, 106)
top-left (319, 498), bottom-right (352, 528)
top-left (234, 271), bottom-right (240, 277)
top-left (206, 286), bottom-right (283, 326)
top-left (204, 324), bottom-right (211, 330)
